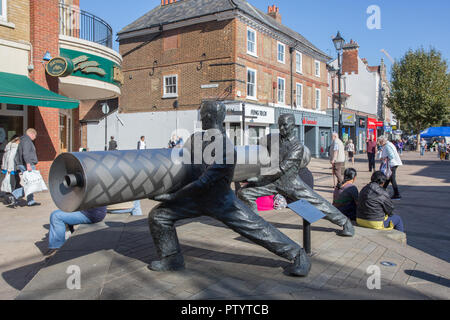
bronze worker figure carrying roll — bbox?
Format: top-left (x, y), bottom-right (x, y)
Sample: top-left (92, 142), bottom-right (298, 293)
top-left (148, 101), bottom-right (311, 276)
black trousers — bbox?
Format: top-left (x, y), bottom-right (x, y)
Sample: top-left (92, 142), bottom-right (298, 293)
top-left (383, 165), bottom-right (400, 196)
top-left (368, 153), bottom-right (376, 172)
top-left (148, 192), bottom-right (302, 262)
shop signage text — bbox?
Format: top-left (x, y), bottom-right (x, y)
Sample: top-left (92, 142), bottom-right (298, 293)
top-left (302, 118), bottom-right (318, 125)
top-left (46, 57), bottom-right (74, 77)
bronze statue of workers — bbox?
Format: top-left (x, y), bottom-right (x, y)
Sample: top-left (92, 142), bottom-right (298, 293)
top-left (238, 114), bottom-right (355, 237)
top-left (148, 101), bottom-right (311, 277)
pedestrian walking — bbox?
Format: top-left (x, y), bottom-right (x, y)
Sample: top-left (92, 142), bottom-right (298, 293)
top-left (108, 136), bottom-right (118, 151)
top-left (367, 137), bottom-right (377, 172)
top-left (398, 139), bottom-right (404, 155)
top-left (438, 139), bottom-right (447, 161)
top-left (137, 136), bottom-right (146, 150)
top-left (9, 128), bottom-right (40, 207)
top-left (330, 132), bottom-right (345, 186)
top-left (1, 135), bottom-right (20, 198)
top-left (168, 135), bottom-right (177, 149)
top-left (420, 138), bottom-right (427, 156)
top-left (346, 139), bottom-right (355, 166)
top-left (378, 136), bottom-right (403, 200)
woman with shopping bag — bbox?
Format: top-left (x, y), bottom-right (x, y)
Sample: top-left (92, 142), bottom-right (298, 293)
top-left (8, 128), bottom-right (42, 207)
top-left (1, 135), bottom-right (20, 199)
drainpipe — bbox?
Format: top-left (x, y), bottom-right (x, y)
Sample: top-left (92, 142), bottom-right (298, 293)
top-left (289, 47), bottom-right (294, 109)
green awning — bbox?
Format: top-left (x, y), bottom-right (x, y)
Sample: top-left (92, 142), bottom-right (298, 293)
top-left (0, 71), bottom-right (79, 109)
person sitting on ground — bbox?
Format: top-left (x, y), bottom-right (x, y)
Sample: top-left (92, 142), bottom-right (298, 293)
top-left (356, 171), bottom-right (405, 232)
top-left (107, 200), bottom-right (142, 216)
top-left (333, 168), bottom-right (359, 221)
top-left (47, 206), bottom-right (107, 255)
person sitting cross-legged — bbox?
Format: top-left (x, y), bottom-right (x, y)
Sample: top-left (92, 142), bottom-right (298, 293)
top-left (356, 171), bottom-right (404, 232)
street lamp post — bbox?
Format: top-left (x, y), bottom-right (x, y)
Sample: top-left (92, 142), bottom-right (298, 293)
top-left (327, 65), bottom-right (338, 133)
top-left (332, 31), bottom-right (345, 140)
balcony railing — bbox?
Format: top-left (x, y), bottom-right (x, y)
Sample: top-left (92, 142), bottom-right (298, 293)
top-left (59, 3), bottom-right (113, 49)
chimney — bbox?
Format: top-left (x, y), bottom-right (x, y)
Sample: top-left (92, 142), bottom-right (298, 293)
top-left (161, 0), bottom-right (177, 6)
top-left (342, 39), bottom-right (359, 75)
top-left (267, 5), bottom-right (282, 24)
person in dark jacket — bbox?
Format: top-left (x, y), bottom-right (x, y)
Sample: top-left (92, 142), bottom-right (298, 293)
top-left (108, 136), bottom-right (118, 151)
top-left (9, 128), bottom-right (40, 207)
top-left (356, 171), bottom-right (404, 232)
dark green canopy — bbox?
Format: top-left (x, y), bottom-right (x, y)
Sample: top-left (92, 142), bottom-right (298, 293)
top-left (0, 72), bottom-right (79, 109)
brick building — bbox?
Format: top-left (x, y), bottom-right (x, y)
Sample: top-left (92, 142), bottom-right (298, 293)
top-left (0, 0), bottom-right (122, 180)
top-left (97, 0), bottom-right (333, 157)
top-left (328, 39), bottom-right (392, 153)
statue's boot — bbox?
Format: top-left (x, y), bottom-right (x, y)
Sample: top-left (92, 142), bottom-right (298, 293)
top-left (285, 249), bottom-right (311, 277)
top-left (148, 253), bottom-right (185, 272)
top-left (336, 218), bottom-right (355, 237)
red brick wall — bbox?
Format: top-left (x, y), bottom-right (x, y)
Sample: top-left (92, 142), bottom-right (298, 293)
top-left (29, 0), bottom-right (60, 181)
top-left (119, 20), bottom-right (235, 113)
top-left (342, 49), bottom-right (359, 75)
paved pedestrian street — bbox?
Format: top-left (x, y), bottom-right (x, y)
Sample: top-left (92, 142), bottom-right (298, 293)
top-left (1, 152), bottom-right (449, 300)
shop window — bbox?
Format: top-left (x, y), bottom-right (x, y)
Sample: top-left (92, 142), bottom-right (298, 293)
top-left (163, 75), bottom-right (178, 98)
top-left (247, 68), bottom-right (256, 99)
top-left (229, 123), bottom-right (242, 146)
top-left (7, 104), bottom-right (23, 111)
top-left (247, 27), bottom-right (257, 56)
top-left (0, 114), bottom-right (24, 166)
top-left (248, 126), bottom-right (265, 146)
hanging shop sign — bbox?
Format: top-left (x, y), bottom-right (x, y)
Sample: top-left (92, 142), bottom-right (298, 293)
top-left (342, 113), bottom-right (356, 126)
top-left (46, 57), bottom-right (74, 77)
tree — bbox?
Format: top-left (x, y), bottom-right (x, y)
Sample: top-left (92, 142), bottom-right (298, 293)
top-left (388, 48), bottom-right (450, 150)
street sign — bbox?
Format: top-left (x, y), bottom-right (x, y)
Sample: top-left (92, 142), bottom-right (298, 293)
top-left (102, 103), bottom-right (110, 115)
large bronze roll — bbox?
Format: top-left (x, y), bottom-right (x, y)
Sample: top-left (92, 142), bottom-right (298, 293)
top-left (49, 146), bottom-right (272, 212)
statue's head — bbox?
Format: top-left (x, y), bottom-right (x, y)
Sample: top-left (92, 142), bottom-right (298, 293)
top-left (278, 114), bottom-right (296, 138)
top-left (200, 100), bottom-right (226, 131)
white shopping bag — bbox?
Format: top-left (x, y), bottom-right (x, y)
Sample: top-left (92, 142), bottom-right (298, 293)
top-left (1, 172), bottom-right (12, 193)
top-left (21, 170), bottom-right (48, 198)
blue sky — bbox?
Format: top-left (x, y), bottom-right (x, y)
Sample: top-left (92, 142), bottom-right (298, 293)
top-left (81, 0), bottom-right (450, 77)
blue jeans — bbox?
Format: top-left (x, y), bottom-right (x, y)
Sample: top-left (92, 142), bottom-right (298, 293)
top-left (420, 147), bottom-right (425, 156)
top-left (108, 200), bottom-right (143, 216)
top-left (384, 215), bottom-right (404, 232)
top-left (12, 165), bottom-right (36, 205)
top-left (49, 210), bottom-right (93, 249)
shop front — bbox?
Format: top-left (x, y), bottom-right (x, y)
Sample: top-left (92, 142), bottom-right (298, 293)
top-left (224, 102), bottom-right (275, 146)
top-left (0, 71), bottom-right (79, 167)
top-left (276, 107), bottom-right (333, 158)
top-left (356, 116), bottom-right (367, 154)
top-left (342, 112), bottom-right (356, 144)
top-left (367, 117), bottom-right (384, 142)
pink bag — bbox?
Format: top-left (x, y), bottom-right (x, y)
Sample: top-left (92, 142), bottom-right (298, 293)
top-left (256, 195), bottom-right (275, 211)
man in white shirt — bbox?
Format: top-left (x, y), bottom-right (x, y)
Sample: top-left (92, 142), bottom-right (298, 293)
top-left (378, 136), bottom-right (403, 200)
top-left (137, 136), bottom-right (146, 150)
top-left (330, 133), bottom-right (346, 185)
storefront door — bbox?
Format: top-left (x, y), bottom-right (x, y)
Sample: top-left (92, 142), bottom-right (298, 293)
top-left (320, 129), bottom-right (330, 158)
top-left (59, 110), bottom-right (73, 153)
top-left (0, 104), bottom-right (27, 166)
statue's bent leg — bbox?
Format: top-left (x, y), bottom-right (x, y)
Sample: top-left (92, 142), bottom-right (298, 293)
top-left (213, 199), bottom-right (301, 261)
top-left (237, 183), bottom-right (278, 212)
top-left (280, 178), bottom-right (354, 237)
top-left (148, 202), bottom-right (201, 271)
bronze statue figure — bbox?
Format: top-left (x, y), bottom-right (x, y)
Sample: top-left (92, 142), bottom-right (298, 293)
top-left (238, 114), bottom-right (354, 237)
top-left (148, 101), bottom-right (311, 276)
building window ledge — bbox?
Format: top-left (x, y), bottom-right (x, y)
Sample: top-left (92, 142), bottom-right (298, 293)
top-left (162, 94), bottom-right (178, 99)
top-left (0, 20), bottom-right (15, 29)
